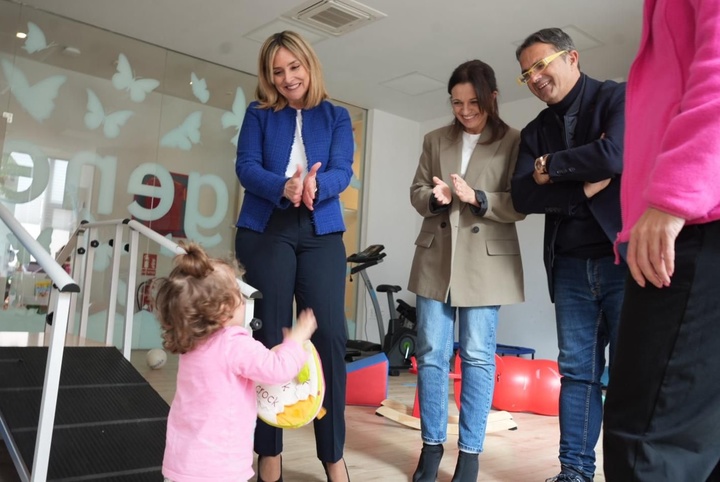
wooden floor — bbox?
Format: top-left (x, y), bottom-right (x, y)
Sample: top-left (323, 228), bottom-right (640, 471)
top-left (0, 349), bottom-right (607, 481)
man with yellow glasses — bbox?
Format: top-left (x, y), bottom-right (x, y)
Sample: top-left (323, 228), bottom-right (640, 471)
top-left (510, 28), bottom-right (627, 482)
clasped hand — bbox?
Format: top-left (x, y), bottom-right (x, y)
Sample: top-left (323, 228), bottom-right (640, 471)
top-left (432, 175), bottom-right (477, 207)
top-left (284, 162), bottom-right (322, 211)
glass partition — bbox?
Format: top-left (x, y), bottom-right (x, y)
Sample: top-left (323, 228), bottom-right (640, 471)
top-left (0, 0), bottom-right (367, 348)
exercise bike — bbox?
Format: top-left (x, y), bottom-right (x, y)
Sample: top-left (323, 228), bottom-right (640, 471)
top-left (346, 244), bottom-right (417, 375)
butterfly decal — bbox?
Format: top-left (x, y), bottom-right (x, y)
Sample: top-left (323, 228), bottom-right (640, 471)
top-left (22, 22), bottom-right (56, 54)
top-left (1, 59), bottom-right (66, 122)
top-left (91, 239), bottom-right (129, 273)
top-left (84, 88), bottom-right (134, 139)
top-left (112, 53), bottom-right (160, 102)
top-left (92, 242), bottom-right (113, 272)
top-left (8, 228), bottom-right (53, 267)
top-left (190, 72), bottom-right (209, 103)
top-left (160, 111), bottom-right (202, 150)
top-left (116, 279), bottom-right (127, 307)
top-left (221, 87), bottom-right (246, 146)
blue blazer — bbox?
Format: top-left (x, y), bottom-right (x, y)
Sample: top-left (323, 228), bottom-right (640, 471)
top-left (511, 75), bottom-right (626, 300)
top-left (235, 100), bottom-right (354, 235)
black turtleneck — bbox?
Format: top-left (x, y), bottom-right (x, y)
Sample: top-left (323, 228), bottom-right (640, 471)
top-left (549, 73), bottom-right (585, 116)
top-left (546, 73), bottom-right (614, 260)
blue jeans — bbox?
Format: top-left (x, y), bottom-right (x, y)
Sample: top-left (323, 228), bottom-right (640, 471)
top-left (415, 294), bottom-right (499, 454)
top-left (553, 256), bottom-right (626, 478)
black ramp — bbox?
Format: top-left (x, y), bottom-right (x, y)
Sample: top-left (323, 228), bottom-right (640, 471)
top-left (0, 346), bottom-right (169, 481)
top-left (12, 421), bottom-right (166, 481)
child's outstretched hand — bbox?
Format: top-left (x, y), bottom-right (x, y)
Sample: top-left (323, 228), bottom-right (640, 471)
top-left (286, 308), bottom-right (317, 345)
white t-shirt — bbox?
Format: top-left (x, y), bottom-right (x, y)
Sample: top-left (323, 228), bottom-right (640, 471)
top-left (460, 131), bottom-right (481, 177)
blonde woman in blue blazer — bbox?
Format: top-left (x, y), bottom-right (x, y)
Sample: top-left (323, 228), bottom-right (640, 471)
top-left (235, 31), bottom-right (353, 482)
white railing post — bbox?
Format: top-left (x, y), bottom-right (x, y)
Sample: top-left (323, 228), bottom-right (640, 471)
top-left (56, 225), bottom-right (84, 336)
top-left (105, 224), bottom-right (124, 346)
top-left (78, 229), bottom-right (95, 340)
top-left (31, 291), bottom-right (73, 482)
top-left (123, 228), bottom-right (139, 360)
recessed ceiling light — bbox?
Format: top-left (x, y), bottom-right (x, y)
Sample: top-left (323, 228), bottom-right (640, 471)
top-left (380, 72), bottom-right (445, 96)
top-left (16, 32), bottom-right (27, 39)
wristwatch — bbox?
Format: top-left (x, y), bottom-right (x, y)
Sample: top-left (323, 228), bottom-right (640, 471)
top-left (534, 154), bottom-right (549, 174)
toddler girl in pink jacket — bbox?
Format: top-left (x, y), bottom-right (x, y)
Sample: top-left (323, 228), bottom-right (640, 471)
top-left (154, 242), bottom-right (316, 482)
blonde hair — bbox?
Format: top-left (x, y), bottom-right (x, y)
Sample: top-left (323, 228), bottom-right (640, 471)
top-left (153, 242), bottom-right (245, 354)
top-left (255, 30), bottom-right (329, 111)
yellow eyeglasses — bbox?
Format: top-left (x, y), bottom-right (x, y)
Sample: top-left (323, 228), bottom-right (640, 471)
top-left (517, 50), bottom-right (568, 85)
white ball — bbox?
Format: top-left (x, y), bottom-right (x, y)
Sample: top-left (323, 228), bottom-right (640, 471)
top-left (146, 348), bottom-right (167, 370)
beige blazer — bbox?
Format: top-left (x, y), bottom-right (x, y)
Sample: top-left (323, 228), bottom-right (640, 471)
top-left (407, 125), bottom-right (525, 307)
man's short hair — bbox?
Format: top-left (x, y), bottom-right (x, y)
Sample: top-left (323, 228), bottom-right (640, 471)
top-left (515, 28), bottom-right (577, 60)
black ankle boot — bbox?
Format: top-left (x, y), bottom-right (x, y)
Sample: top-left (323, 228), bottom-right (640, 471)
top-left (412, 443), bottom-right (444, 482)
top-left (450, 451), bottom-right (478, 482)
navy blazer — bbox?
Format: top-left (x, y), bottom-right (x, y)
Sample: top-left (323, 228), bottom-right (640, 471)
top-left (511, 75), bottom-right (626, 300)
top-left (235, 100), bottom-right (354, 235)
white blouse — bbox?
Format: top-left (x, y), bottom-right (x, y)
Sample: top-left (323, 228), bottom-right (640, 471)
top-left (285, 110), bottom-right (309, 179)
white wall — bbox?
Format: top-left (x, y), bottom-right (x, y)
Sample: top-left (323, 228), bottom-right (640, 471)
top-left (495, 96), bottom-right (558, 359)
top-left (357, 96), bottom-right (561, 360)
top-left (355, 109), bottom-right (422, 343)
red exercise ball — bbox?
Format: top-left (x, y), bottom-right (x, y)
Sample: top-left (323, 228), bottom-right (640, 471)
top-left (491, 356), bottom-right (561, 416)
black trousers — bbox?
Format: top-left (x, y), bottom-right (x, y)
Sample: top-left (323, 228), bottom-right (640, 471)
top-left (235, 205), bottom-right (347, 463)
top-left (603, 221), bottom-right (720, 481)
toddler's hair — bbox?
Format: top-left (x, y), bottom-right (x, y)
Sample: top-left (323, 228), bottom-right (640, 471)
top-left (153, 242), bottom-right (245, 354)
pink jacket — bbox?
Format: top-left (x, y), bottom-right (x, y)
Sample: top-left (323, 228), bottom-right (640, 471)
top-left (618, 0), bottom-right (720, 244)
top-left (162, 326), bottom-right (307, 482)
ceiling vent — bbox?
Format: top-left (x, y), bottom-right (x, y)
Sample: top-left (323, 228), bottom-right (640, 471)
top-left (283, 0), bottom-right (387, 36)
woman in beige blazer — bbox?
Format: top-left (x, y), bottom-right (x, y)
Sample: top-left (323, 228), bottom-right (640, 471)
top-left (408, 60), bottom-right (525, 482)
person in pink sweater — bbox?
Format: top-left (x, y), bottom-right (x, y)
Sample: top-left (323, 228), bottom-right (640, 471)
top-left (603, 0), bottom-right (720, 480)
top-left (153, 242), bottom-right (317, 482)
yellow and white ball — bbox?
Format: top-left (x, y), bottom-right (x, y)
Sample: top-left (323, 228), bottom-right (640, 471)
top-left (256, 341), bottom-right (325, 429)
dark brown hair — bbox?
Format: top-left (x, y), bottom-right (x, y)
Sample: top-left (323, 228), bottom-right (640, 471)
top-left (153, 242), bottom-right (244, 354)
top-left (447, 59), bottom-right (509, 145)
top-left (515, 27), bottom-right (577, 61)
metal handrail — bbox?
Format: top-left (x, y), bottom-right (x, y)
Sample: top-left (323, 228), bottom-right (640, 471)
top-left (126, 220), bottom-right (260, 299)
top-left (125, 219), bottom-right (185, 255)
top-left (0, 202), bottom-right (79, 482)
top-left (59, 218), bottom-right (260, 358)
top-left (0, 203), bottom-right (79, 293)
